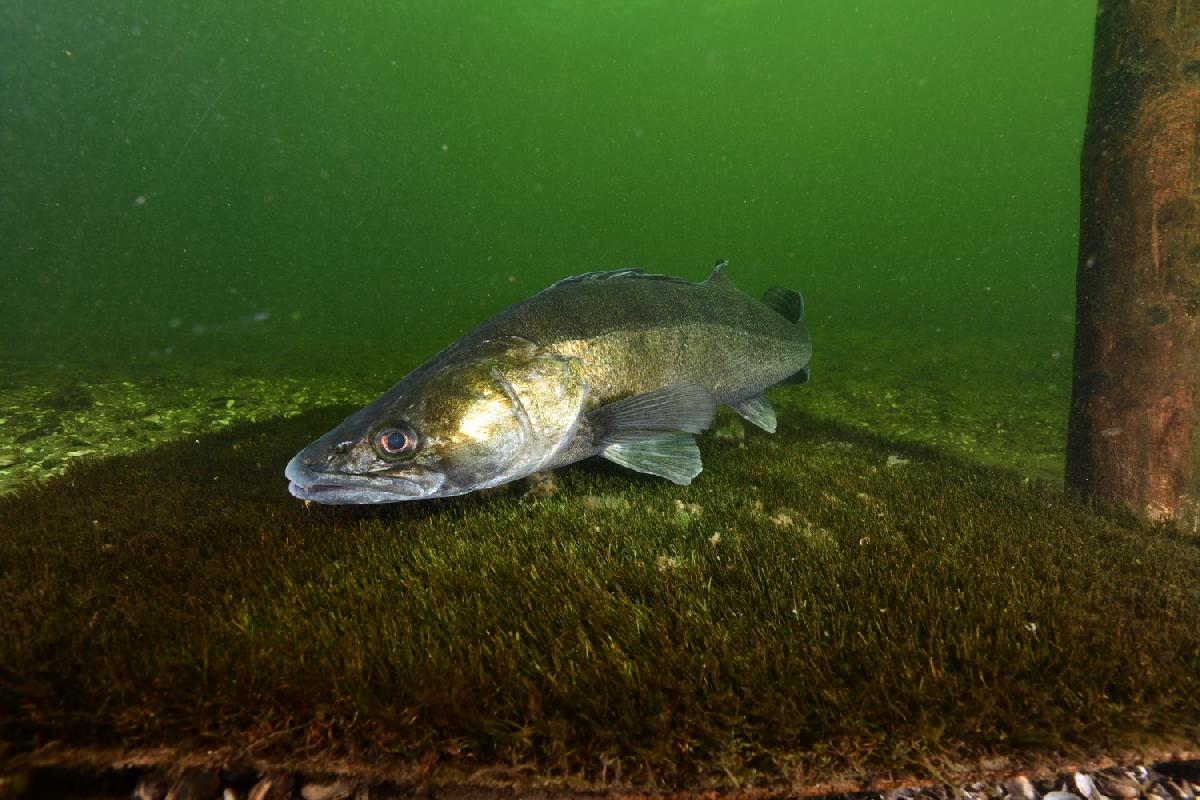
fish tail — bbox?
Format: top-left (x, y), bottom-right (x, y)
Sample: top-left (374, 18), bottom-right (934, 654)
top-left (760, 286), bottom-right (805, 324)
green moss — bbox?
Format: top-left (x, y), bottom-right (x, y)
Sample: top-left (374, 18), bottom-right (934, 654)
top-left (0, 402), bottom-right (1197, 789)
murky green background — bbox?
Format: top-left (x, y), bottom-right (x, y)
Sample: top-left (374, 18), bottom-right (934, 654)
top-left (1, 1), bottom-right (1096, 488)
top-left (3, 1), bottom-right (1093, 365)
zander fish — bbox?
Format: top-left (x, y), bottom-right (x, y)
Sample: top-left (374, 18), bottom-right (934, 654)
top-left (286, 261), bottom-right (810, 503)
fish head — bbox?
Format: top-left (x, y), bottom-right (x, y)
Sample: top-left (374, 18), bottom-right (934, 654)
top-left (286, 338), bottom-right (587, 503)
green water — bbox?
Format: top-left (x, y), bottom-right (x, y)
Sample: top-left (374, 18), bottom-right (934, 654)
top-left (1, 2), bottom-right (1095, 487)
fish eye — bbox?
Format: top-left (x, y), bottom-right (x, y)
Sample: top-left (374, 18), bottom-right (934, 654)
top-left (376, 426), bottom-right (418, 457)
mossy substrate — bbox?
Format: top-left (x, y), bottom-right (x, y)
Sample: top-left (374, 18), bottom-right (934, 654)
top-left (1, 399), bottom-right (1198, 791)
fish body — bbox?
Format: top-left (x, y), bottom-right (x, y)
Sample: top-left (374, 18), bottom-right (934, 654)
top-left (286, 261), bottom-right (811, 503)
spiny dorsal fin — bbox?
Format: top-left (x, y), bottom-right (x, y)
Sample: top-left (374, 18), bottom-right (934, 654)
top-left (546, 262), bottom-right (738, 293)
top-left (547, 268), bottom-right (693, 291)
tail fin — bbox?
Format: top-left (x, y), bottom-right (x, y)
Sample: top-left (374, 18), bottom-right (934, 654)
top-left (760, 286), bottom-right (805, 323)
top-left (762, 285), bottom-right (810, 385)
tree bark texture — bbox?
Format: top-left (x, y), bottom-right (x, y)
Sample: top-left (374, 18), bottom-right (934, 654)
top-left (1066, 0), bottom-right (1200, 527)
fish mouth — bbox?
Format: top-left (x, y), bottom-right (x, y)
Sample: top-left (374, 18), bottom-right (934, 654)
top-left (285, 454), bottom-right (445, 504)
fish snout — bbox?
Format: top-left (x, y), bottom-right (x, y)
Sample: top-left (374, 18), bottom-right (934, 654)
top-left (284, 451), bottom-right (445, 504)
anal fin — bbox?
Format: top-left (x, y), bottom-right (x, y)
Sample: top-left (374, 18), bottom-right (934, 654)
top-left (731, 392), bottom-right (777, 433)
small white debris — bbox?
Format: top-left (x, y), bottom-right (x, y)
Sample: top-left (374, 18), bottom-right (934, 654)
top-left (300, 779), bottom-right (355, 800)
top-left (1074, 773), bottom-right (1097, 800)
top-left (522, 471), bottom-right (559, 501)
top-left (1045, 792), bottom-right (1082, 800)
top-left (133, 770), bottom-right (170, 800)
top-left (247, 771), bottom-right (294, 800)
top-left (582, 494), bottom-right (629, 512)
top-left (165, 767), bottom-right (220, 800)
top-left (1099, 778), bottom-right (1138, 800)
top-left (768, 511), bottom-right (794, 529)
top-left (886, 454), bottom-right (910, 468)
top-left (1005, 776), bottom-right (1039, 800)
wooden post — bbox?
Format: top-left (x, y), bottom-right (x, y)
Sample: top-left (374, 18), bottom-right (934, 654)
top-left (1066, 0), bottom-right (1200, 527)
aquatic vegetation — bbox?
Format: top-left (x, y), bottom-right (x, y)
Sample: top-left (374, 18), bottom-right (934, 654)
top-left (1, 402), bottom-right (1197, 790)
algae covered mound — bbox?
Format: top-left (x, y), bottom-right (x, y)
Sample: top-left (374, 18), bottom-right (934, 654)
top-left (0, 403), bottom-right (1197, 788)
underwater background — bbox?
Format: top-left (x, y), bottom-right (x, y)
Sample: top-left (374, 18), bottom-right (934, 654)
top-left (1, 1), bottom-right (1094, 492)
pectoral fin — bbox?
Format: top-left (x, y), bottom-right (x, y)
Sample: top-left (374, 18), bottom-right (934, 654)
top-left (587, 384), bottom-right (715, 484)
top-left (731, 392), bottom-right (777, 432)
top-left (588, 383), bottom-right (715, 437)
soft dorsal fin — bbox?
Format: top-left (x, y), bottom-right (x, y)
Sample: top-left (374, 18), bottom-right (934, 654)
top-left (703, 259), bottom-right (736, 290)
